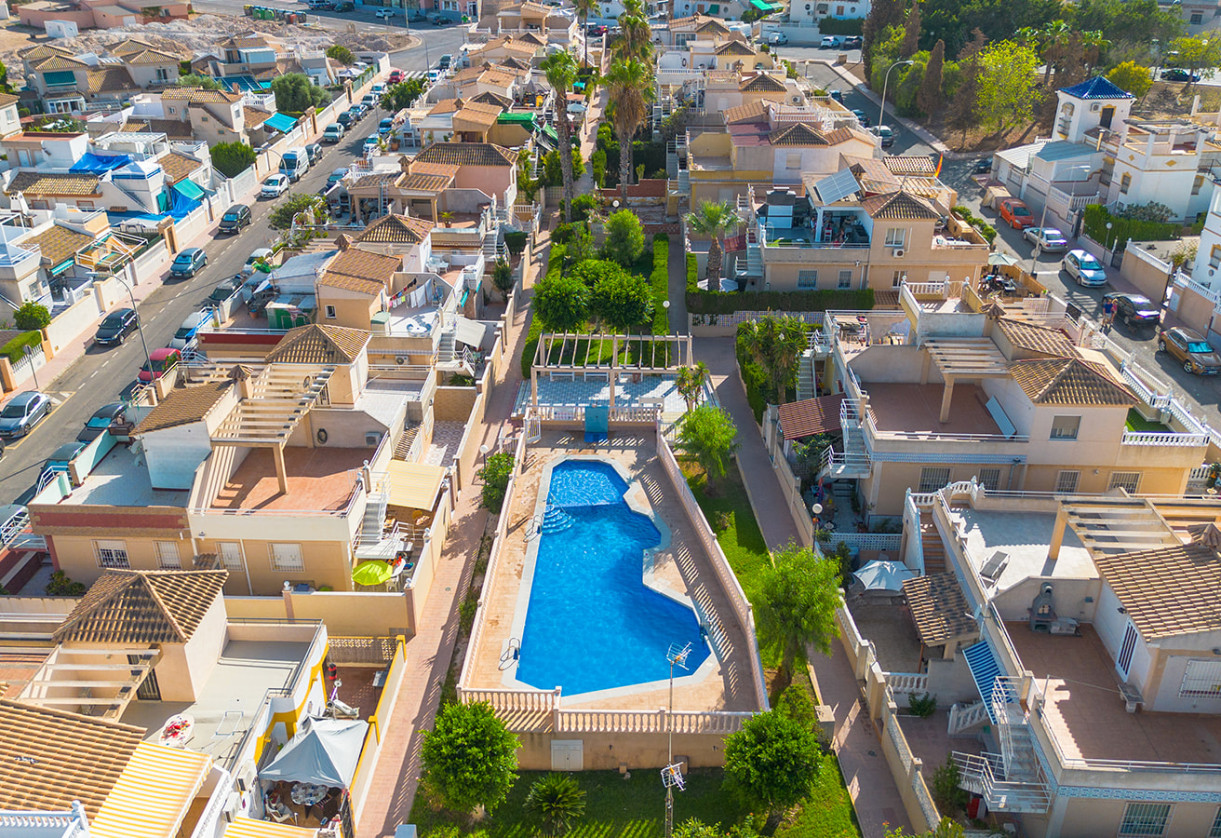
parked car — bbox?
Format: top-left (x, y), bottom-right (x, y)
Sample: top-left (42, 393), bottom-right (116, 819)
top-left (305, 143), bottom-right (323, 166)
top-left (767, 32), bottom-right (788, 45)
top-left (870, 124), bottom-right (894, 148)
top-left (388, 69), bottom-right (404, 84)
top-left (1158, 326), bottom-right (1221, 375)
top-left (77, 402), bottom-right (125, 443)
top-left (363, 134), bottom-right (381, 152)
top-left (170, 247), bottom-right (208, 278)
top-left (261, 174), bottom-right (289, 198)
top-left (138, 347), bottom-right (182, 385)
top-left (374, 7), bottom-right (395, 17)
top-left (242, 247), bottom-right (273, 277)
top-left (335, 1), bottom-right (354, 10)
top-left (44, 441), bottom-right (87, 475)
top-left (0, 391), bottom-right (51, 439)
top-left (438, 53), bottom-right (453, 70)
top-left (1162, 68), bottom-right (1201, 82)
top-left (217, 203), bottom-right (251, 235)
top-left (378, 117), bottom-right (395, 135)
top-left (94, 307), bottom-right (138, 346)
top-left (850, 108), bottom-right (870, 127)
top-left (1103, 292), bottom-right (1160, 328)
top-left (828, 89), bottom-right (843, 103)
top-left (371, 82), bottom-right (386, 96)
top-left (170, 310), bottom-right (212, 351)
top-left (350, 103), bottom-right (368, 118)
top-left (326, 167), bottom-right (348, 190)
top-left (820, 35), bottom-right (837, 48)
top-left (323, 123), bottom-right (345, 143)
top-left (998, 198), bottom-right (1034, 229)
top-left (1061, 248), bottom-right (1108, 286)
top-left (361, 93), bottom-right (378, 108)
top-left (843, 35), bottom-right (863, 49)
top-left (1023, 226), bottom-right (1069, 252)
top-left (207, 274), bottom-right (244, 304)
top-left (337, 110), bottom-right (355, 127)
top-left (973, 157), bottom-right (992, 174)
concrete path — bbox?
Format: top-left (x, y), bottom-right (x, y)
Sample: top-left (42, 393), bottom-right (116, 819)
top-left (693, 336), bottom-right (800, 550)
top-left (356, 224), bottom-right (547, 838)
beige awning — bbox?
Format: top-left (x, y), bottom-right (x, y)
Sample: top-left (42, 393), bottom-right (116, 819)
top-left (386, 460), bottom-right (446, 510)
top-left (223, 817), bottom-right (320, 838)
top-left (91, 742), bottom-right (212, 838)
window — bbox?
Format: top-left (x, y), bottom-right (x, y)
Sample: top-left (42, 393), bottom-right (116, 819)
top-left (1194, 175), bottom-right (1206, 195)
top-left (154, 541), bottom-right (180, 569)
top-left (1108, 472), bottom-right (1141, 493)
top-left (325, 304), bottom-right (337, 319)
top-left (270, 543), bottom-right (304, 572)
top-left (1120, 172), bottom-right (1132, 194)
top-left (218, 542), bottom-right (245, 571)
top-left (1055, 470), bottom-right (1080, 493)
top-left (77, 201), bottom-right (93, 211)
top-left (95, 540), bottom-right (129, 569)
top-left (168, 106), bottom-right (176, 114)
top-left (786, 151), bottom-right (802, 169)
top-left (797, 270), bottom-right (819, 289)
top-left (837, 269), bottom-right (852, 289)
top-left (1211, 244), bottom-right (1221, 269)
top-left (884, 227), bottom-right (906, 247)
top-left (1050, 415), bottom-right (1081, 440)
top-left (1179, 659), bottom-right (1221, 698)
top-left (1209, 807), bottom-right (1221, 838)
top-left (1191, 10), bottom-right (1204, 23)
top-left (156, 67), bottom-right (170, 81)
top-left (977, 468), bottom-right (1001, 491)
top-left (891, 270), bottom-right (907, 287)
top-left (836, 4), bottom-right (844, 12)
top-left (919, 467), bottom-right (951, 493)
top-left (1118, 803), bottom-right (1171, 837)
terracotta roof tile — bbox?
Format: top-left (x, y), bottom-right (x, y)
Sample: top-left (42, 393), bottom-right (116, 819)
top-left (454, 105), bottom-right (501, 130)
top-left (324, 247), bottom-right (401, 283)
top-left (415, 141), bottom-right (516, 167)
top-left (883, 155), bottom-right (937, 175)
top-left (267, 323), bottom-right (370, 364)
top-left (158, 151), bottom-right (203, 184)
top-left (124, 47), bottom-right (180, 66)
top-left (776, 393), bottom-right (845, 440)
top-left (715, 39), bottom-right (756, 56)
top-left (7, 172), bottom-right (100, 196)
top-left (861, 190), bottom-right (939, 220)
top-left (134, 381), bottom-right (231, 435)
top-left (21, 44), bottom-right (75, 61)
top-left (768, 121), bottom-right (829, 146)
top-left (428, 97), bottom-right (463, 115)
top-left (53, 570), bottom-right (228, 644)
top-left (1094, 542), bottom-right (1221, 639)
top-left (108, 37), bottom-right (158, 57)
top-left (902, 572), bottom-right (977, 646)
top-left (994, 318), bottom-right (1077, 359)
top-left (162, 86), bottom-right (241, 105)
top-left (470, 90), bottom-right (512, 108)
top-left (1009, 357), bottom-right (1136, 406)
top-left (695, 16), bottom-right (731, 34)
top-left (355, 213), bottom-right (435, 244)
top-left (25, 224), bottom-right (92, 267)
top-left (0, 699), bottom-right (143, 820)
top-left (317, 272), bottom-right (383, 295)
top-left (723, 100), bottom-right (768, 125)
top-left (740, 72), bottom-right (787, 92)
top-left (85, 66), bottom-right (138, 94)
top-left (0, 93), bottom-right (19, 108)
top-left (34, 54), bottom-right (87, 71)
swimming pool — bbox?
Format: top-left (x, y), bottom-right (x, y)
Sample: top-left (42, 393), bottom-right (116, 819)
top-left (514, 459), bottom-right (711, 696)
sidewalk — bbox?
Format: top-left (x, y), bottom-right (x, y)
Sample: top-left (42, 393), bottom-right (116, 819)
top-left (355, 220), bottom-right (546, 838)
top-left (574, 86), bottom-right (607, 195)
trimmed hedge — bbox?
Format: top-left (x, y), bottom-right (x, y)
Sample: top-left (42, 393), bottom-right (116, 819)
top-left (521, 244), bottom-right (567, 379)
top-left (687, 288), bottom-right (874, 316)
top-left (651, 233), bottom-right (670, 336)
top-left (686, 252), bottom-right (698, 294)
top-left (817, 17), bottom-right (864, 34)
top-left (0, 331), bottom-right (43, 364)
top-left (951, 205), bottom-right (997, 245)
top-left (1083, 204), bottom-right (1179, 245)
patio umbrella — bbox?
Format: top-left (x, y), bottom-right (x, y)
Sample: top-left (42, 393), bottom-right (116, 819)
top-left (352, 560), bottom-right (392, 586)
top-left (854, 560), bottom-right (916, 593)
top-left (567, 102), bottom-right (587, 115)
top-left (987, 251), bottom-right (1019, 267)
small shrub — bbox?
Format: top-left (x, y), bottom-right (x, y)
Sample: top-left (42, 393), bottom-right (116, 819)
top-left (478, 452), bottom-right (516, 514)
top-left (569, 193), bottom-right (597, 223)
top-left (523, 772), bottom-right (587, 836)
top-left (46, 570), bottom-right (86, 597)
top-left (504, 230), bottom-right (528, 255)
top-left (492, 258), bottom-right (514, 296)
top-left (714, 510), bottom-right (733, 532)
top-left (931, 755), bottom-right (969, 815)
top-left (777, 683), bottom-right (818, 729)
top-left (13, 302), bottom-right (50, 332)
top-left (908, 691), bottom-right (937, 718)
top-left (458, 589), bottom-right (479, 633)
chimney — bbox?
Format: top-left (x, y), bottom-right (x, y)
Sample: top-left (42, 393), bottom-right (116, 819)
top-left (336, 233), bottom-right (351, 251)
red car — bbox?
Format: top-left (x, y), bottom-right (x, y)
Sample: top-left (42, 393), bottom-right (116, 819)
top-left (999, 198), bottom-right (1035, 229)
top-left (388, 69), bottom-right (404, 84)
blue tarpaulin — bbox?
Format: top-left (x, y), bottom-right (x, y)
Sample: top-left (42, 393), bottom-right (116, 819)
top-left (264, 112), bottom-right (299, 133)
top-left (167, 188), bottom-right (201, 220)
top-left (70, 153), bottom-right (132, 174)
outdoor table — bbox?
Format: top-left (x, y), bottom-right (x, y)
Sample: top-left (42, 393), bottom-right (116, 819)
top-left (291, 782), bottom-right (328, 807)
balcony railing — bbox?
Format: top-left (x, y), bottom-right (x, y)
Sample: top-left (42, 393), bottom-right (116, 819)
top-left (1121, 430), bottom-right (1209, 446)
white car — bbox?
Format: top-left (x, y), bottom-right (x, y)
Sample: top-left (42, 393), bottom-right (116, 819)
top-left (1023, 226), bottom-right (1070, 253)
top-left (371, 82), bottom-right (386, 95)
top-left (261, 173), bottom-right (289, 198)
top-left (767, 32), bottom-right (787, 46)
top-left (821, 35), bottom-right (837, 48)
top-left (374, 7), bottom-right (395, 17)
top-left (1062, 248), bottom-right (1108, 287)
top-left (363, 135), bottom-right (380, 152)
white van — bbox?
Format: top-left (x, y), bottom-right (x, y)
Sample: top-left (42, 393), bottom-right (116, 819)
top-left (279, 149), bottom-right (310, 182)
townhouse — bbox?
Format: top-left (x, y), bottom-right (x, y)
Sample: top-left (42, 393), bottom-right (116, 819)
top-left (15, 0), bottom-right (189, 32)
top-left (20, 41), bottom-right (184, 115)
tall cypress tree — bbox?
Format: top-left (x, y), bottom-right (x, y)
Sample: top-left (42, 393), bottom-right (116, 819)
top-left (863, 0), bottom-right (906, 82)
top-left (917, 38), bottom-right (945, 117)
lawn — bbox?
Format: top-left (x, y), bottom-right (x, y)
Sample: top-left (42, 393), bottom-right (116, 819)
top-left (775, 754), bottom-right (862, 838)
top-left (409, 768), bottom-right (750, 837)
top-left (1125, 409), bottom-right (1172, 434)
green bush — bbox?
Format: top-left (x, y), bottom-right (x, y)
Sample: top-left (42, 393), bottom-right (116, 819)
top-left (46, 570), bottom-right (86, 597)
top-left (504, 230), bottom-right (528, 255)
top-left (0, 330), bottom-right (44, 364)
top-left (1083, 203), bottom-right (1179, 246)
top-left (686, 252), bottom-right (698, 293)
top-left (569, 193), bottom-right (597, 223)
top-left (952, 205), bottom-right (997, 245)
top-left (650, 234), bottom-right (671, 338)
top-left (478, 452), bottom-right (516, 514)
top-left (521, 244), bottom-right (567, 379)
top-left (13, 302), bottom-right (50, 332)
top-left (817, 16), bottom-right (864, 34)
top-left (688, 288), bottom-right (874, 316)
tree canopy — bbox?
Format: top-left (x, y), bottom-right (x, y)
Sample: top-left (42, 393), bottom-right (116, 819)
top-left (534, 274), bottom-right (591, 331)
top-left (976, 41), bottom-right (1041, 132)
top-left (271, 73), bottom-right (330, 113)
top-left (382, 78), bottom-right (425, 111)
top-left (756, 543), bottom-right (843, 694)
top-left (589, 270), bottom-right (652, 332)
top-left (603, 209), bottom-right (645, 267)
top-left (1106, 60), bottom-right (1153, 98)
top-left (325, 44), bottom-right (355, 65)
top-left (268, 193), bottom-right (327, 230)
top-left (179, 73), bottom-right (221, 90)
top-left (678, 404), bottom-right (739, 484)
top-left (723, 710), bottom-right (823, 818)
top-left (421, 701), bottom-right (519, 815)
top-left (212, 141), bottom-right (257, 178)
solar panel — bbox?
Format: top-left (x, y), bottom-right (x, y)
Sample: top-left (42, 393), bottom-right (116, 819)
top-left (814, 168), bottom-right (860, 205)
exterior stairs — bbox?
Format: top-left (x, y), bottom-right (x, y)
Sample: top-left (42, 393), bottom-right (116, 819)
top-left (920, 520), bottom-right (947, 574)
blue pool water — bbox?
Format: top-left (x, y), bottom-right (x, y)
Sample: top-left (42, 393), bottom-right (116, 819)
top-left (516, 460), bottom-right (710, 695)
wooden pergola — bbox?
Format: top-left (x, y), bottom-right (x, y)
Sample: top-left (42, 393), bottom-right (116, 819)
top-left (20, 647), bottom-right (158, 720)
top-left (1048, 497), bottom-right (1179, 561)
top-left (529, 332), bottom-right (694, 408)
top-left (922, 338), bottom-right (1011, 423)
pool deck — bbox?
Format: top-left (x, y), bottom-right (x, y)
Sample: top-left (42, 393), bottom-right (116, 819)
top-left (466, 430), bottom-right (759, 724)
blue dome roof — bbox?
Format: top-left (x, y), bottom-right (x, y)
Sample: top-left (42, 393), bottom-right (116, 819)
top-left (1061, 76), bottom-right (1135, 100)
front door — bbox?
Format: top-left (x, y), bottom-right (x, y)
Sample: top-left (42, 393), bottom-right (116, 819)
top-left (1100, 106), bottom-right (1115, 129)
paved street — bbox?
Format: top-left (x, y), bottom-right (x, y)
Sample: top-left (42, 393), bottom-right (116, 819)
top-left (0, 106), bottom-right (393, 506)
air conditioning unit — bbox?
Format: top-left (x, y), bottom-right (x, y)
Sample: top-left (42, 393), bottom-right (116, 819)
top-left (365, 432), bottom-right (380, 447)
top-left (1090, 103), bottom-right (1101, 112)
top-left (894, 248), bottom-right (905, 257)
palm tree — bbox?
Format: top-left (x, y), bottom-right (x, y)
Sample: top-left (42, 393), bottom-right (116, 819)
top-left (738, 314), bottom-right (808, 405)
top-left (1039, 20), bottom-right (1071, 85)
top-left (541, 50), bottom-right (579, 221)
top-left (605, 57), bottom-right (653, 195)
top-left (756, 543), bottom-right (843, 699)
top-left (614, 0), bottom-right (654, 62)
top-left (684, 200), bottom-right (740, 292)
top-left (524, 774), bottom-right (587, 836)
top-left (675, 361), bottom-right (709, 412)
top-left (574, 0), bottom-right (597, 67)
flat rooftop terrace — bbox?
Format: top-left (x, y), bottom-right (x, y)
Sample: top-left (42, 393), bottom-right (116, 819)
top-left (57, 444), bottom-right (189, 508)
top-left (465, 431), bottom-right (759, 725)
top-left (866, 382), bottom-right (1003, 437)
top-left (121, 637), bottom-right (310, 766)
top-left (949, 507), bottom-right (1096, 589)
top-left (1008, 624), bottom-right (1221, 766)
top-left (210, 446), bottom-right (366, 512)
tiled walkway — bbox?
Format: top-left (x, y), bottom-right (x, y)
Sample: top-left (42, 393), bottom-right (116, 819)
top-left (355, 222), bottom-right (552, 838)
top-left (424, 421), bottom-right (466, 468)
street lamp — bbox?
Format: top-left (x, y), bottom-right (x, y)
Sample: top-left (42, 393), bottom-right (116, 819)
top-left (879, 60), bottom-right (913, 132)
top-left (113, 273), bottom-right (152, 378)
top-left (1105, 221), bottom-right (1114, 258)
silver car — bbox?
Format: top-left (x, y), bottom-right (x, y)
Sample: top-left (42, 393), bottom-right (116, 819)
top-left (1024, 226), bottom-right (1069, 253)
top-left (0, 391), bottom-right (51, 439)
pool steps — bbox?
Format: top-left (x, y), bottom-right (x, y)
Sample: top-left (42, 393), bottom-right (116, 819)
top-left (540, 504), bottom-right (575, 534)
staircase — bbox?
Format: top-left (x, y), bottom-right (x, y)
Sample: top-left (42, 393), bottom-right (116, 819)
top-left (947, 700), bottom-right (990, 735)
top-left (920, 520), bottom-right (947, 573)
top-left (796, 351), bottom-right (817, 402)
top-left (359, 486), bottom-right (389, 546)
top-left (540, 504), bottom-right (575, 534)
top-left (817, 398), bottom-right (870, 480)
top-left (952, 676), bottom-right (1051, 814)
top-left (437, 328), bottom-right (456, 364)
top-left (482, 228), bottom-right (504, 261)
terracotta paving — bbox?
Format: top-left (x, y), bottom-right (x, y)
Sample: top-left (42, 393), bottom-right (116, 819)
top-left (211, 446), bottom-right (368, 512)
top-left (866, 382), bottom-right (1001, 436)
